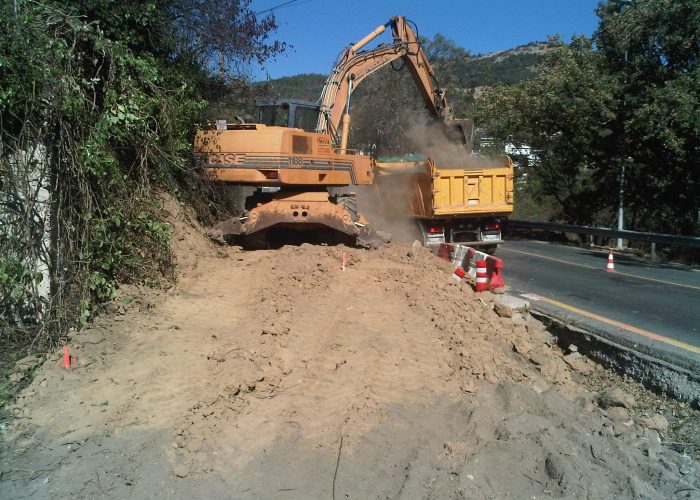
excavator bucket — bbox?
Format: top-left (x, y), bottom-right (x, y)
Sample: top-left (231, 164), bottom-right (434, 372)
top-left (443, 118), bottom-right (474, 153)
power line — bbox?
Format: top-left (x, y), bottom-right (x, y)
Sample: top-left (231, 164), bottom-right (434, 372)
top-left (255, 0), bottom-right (301, 16)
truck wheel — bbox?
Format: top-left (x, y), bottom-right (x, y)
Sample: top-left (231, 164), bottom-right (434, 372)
top-left (416, 221), bottom-right (430, 247)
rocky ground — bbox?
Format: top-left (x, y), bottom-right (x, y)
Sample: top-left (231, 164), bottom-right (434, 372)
top-left (1, 201), bottom-right (698, 499)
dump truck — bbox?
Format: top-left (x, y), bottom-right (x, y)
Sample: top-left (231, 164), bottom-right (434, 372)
top-left (194, 16), bottom-right (471, 247)
top-left (374, 154), bottom-right (514, 254)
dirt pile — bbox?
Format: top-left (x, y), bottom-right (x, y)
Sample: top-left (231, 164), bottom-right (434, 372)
top-left (1, 203), bottom-right (698, 498)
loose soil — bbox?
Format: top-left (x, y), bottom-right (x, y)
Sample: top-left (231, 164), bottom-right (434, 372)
top-left (1, 200), bottom-right (698, 498)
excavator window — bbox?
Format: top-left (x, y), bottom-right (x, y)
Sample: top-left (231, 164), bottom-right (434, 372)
top-left (256, 100), bottom-right (320, 131)
top-left (258, 104), bottom-right (289, 127)
top-left (294, 107), bottom-right (320, 132)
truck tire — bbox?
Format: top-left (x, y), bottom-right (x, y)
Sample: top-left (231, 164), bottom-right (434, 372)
top-left (416, 221), bottom-right (430, 247)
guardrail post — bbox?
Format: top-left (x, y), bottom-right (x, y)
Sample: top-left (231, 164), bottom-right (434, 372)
top-left (588, 234), bottom-right (594, 247)
top-left (651, 242), bottom-right (657, 261)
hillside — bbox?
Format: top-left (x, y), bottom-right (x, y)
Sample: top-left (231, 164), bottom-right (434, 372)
top-left (247, 40), bottom-right (548, 156)
top-left (466, 42), bottom-right (548, 85)
top-left (255, 73), bottom-right (327, 102)
top-left (254, 41), bottom-right (547, 103)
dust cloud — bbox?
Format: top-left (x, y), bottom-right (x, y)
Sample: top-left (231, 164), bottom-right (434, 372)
top-left (356, 180), bottom-right (421, 244)
top-left (404, 112), bottom-right (505, 170)
top-left (354, 113), bottom-right (509, 241)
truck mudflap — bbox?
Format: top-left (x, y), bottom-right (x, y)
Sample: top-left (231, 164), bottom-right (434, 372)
top-left (207, 192), bottom-right (385, 246)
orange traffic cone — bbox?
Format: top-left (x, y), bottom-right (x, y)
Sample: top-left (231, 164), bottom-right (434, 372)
top-left (606, 250), bottom-right (615, 272)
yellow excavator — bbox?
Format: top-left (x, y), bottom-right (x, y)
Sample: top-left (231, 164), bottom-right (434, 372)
top-left (194, 16), bottom-right (472, 246)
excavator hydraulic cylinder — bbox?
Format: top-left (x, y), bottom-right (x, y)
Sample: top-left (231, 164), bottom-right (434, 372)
top-left (340, 114), bottom-right (351, 154)
top-left (350, 22), bottom-right (389, 55)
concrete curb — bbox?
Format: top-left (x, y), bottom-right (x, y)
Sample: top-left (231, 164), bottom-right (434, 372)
top-left (529, 307), bottom-right (700, 408)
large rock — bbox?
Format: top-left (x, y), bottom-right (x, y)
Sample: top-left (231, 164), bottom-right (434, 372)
top-left (638, 414), bottom-right (669, 432)
top-left (511, 335), bottom-right (534, 355)
top-left (407, 240), bottom-right (422, 258)
top-left (525, 317), bottom-right (549, 346)
top-left (606, 406), bottom-right (631, 423)
top-left (172, 463), bottom-right (190, 478)
top-left (598, 387), bottom-right (636, 409)
top-left (563, 352), bottom-right (595, 375)
top-left (538, 357), bottom-right (572, 385)
top-left (528, 350), bottom-right (548, 366)
top-left (544, 454), bottom-right (569, 483)
top-left (495, 295), bottom-right (530, 313)
top-left (493, 301), bottom-right (513, 318)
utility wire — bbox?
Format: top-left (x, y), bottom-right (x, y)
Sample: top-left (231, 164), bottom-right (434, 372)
top-left (255, 0), bottom-right (302, 16)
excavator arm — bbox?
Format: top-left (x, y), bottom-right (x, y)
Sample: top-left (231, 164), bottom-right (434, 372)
top-left (316, 16), bottom-right (462, 150)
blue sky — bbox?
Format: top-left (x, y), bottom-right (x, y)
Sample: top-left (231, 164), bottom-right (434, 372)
top-left (251, 0), bottom-right (602, 81)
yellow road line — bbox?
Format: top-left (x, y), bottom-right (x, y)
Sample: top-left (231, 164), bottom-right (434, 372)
top-left (535, 295), bottom-right (700, 354)
top-left (501, 247), bottom-right (700, 291)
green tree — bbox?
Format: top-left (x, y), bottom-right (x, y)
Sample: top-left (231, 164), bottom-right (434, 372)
top-left (0, 0), bottom-right (284, 350)
top-left (595, 0), bottom-right (700, 234)
top-left (475, 36), bottom-right (618, 223)
top-left (475, 0), bottom-right (700, 234)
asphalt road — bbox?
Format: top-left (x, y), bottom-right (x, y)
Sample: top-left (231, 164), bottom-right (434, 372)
top-left (499, 239), bottom-right (700, 354)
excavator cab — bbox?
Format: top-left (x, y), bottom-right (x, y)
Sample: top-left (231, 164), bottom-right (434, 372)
top-left (257, 99), bottom-right (320, 132)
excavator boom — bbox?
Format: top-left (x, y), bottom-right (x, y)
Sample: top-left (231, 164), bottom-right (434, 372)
top-left (316, 16), bottom-right (468, 151)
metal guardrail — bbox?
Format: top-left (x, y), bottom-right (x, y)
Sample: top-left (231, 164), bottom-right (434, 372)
top-left (506, 220), bottom-right (700, 249)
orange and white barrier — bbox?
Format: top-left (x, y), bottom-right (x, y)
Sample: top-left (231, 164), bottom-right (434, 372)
top-left (475, 261), bottom-right (488, 292)
top-left (451, 267), bottom-right (466, 283)
top-left (438, 243), bottom-right (506, 292)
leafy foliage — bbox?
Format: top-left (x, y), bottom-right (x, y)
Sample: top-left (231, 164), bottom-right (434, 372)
top-left (476, 37), bottom-right (618, 223)
top-left (171, 0), bottom-right (286, 76)
top-left (0, 0), bottom-right (283, 352)
top-left (476, 0), bottom-right (700, 235)
top-left (255, 73), bottom-right (329, 102)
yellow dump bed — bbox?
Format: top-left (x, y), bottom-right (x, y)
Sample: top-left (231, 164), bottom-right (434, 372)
top-left (375, 157), bottom-right (514, 220)
top-left (431, 165), bottom-right (514, 216)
